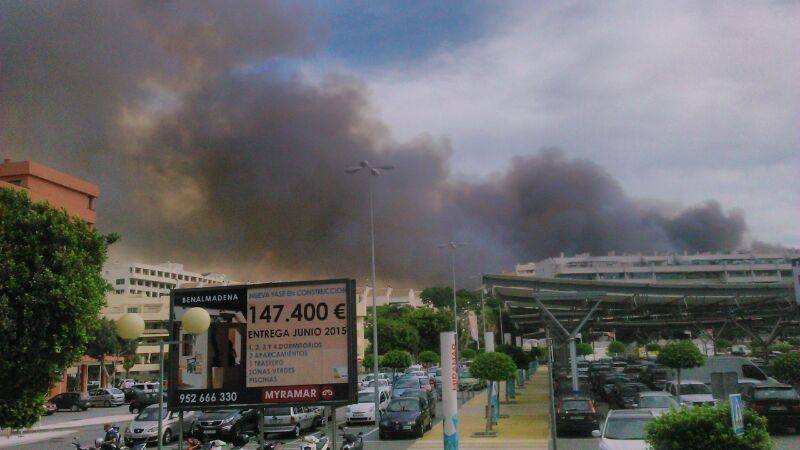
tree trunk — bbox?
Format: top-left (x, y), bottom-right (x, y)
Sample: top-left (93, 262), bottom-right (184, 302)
top-left (99, 355), bottom-right (108, 388)
top-left (676, 368), bottom-right (682, 404)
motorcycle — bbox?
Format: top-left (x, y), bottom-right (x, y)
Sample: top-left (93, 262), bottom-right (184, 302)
top-left (338, 425), bottom-right (364, 450)
top-left (71, 437), bottom-right (145, 450)
top-left (298, 432), bottom-right (329, 450)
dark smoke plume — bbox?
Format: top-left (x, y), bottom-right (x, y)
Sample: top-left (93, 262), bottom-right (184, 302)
top-left (0, 2), bottom-right (753, 285)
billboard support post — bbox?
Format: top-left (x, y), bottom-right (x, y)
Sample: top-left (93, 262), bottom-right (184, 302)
top-left (441, 331), bottom-right (458, 450)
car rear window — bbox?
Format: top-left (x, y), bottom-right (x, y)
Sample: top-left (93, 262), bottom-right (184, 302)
top-left (263, 407), bottom-right (291, 416)
top-left (560, 400), bottom-right (591, 411)
top-left (754, 387), bottom-right (800, 400)
top-left (604, 417), bottom-right (652, 440)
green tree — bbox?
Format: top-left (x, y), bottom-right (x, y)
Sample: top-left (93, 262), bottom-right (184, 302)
top-left (645, 404), bottom-right (770, 450)
top-left (607, 340), bottom-right (627, 356)
top-left (86, 318), bottom-right (123, 387)
top-left (123, 356), bottom-right (137, 378)
top-left (470, 351), bottom-right (516, 431)
top-left (381, 350), bottom-right (412, 371)
top-left (420, 287), bottom-right (480, 309)
top-left (0, 188), bottom-right (114, 428)
top-left (367, 317), bottom-right (420, 354)
top-left (768, 342), bottom-right (794, 353)
top-left (405, 307), bottom-right (452, 352)
top-left (769, 352), bottom-right (800, 386)
top-left (363, 353), bottom-right (381, 370)
top-left (657, 340), bottom-right (705, 400)
top-left (418, 350), bottom-right (439, 366)
top-left (645, 342), bottom-right (661, 352)
top-left (576, 342), bottom-right (593, 357)
top-left (496, 344), bottom-right (529, 369)
top-left (460, 348), bottom-right (476, 361)
top-left (715, 338), bottom-right (732, 351)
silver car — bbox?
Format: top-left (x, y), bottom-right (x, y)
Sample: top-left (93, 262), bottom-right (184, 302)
top-left (262, 406), bottom-right (317, 438)
top-left (87, 387), bottom-right (125, 407)
top-left (124, 405), bottom-right (196, 446)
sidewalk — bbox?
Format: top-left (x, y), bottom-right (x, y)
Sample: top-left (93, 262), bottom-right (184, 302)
top-left (410, 366), bottom-right (551, 449)
top-left (25, 413), bottom-right (135, 433)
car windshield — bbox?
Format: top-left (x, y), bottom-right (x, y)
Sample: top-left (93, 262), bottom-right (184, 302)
top-left (459, 371), bottom-right (472, 378)
top-left (681, 384), bottom-right (711, 395)
top-left (560, 400), bottom-right (591, 412)
top-left (604, 417), bottom-right (652, 440)
top-left (640, 396), bottom-right (677, 408)
top-left (754, 387), bottom-right (800, 400)
top-left (136, 407), bottom-right (167, 421)
top-left (201, 410), bottom-right (239, 419)
top-left (264, 407), bottom-right (291, 416)
top-left (395, 379), bottom-right (419, 388)
top-left (108, 388), bottom-right (123, 394)
top-left (387, 399), bottom-right (420, 412)
top-left (358, 393), bottom-right (375, 403)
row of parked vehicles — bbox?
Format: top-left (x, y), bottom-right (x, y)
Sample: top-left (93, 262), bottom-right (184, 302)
top-left (555, 355), bottom-right (800, 448)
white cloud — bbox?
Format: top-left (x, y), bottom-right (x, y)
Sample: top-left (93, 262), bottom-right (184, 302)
top-left (356, 1), bottom-right (800, 246)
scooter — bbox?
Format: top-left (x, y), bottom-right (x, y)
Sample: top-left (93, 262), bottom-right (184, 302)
top-left (338, 425), bottom-right (364, 450)
top-left (298, 431), bottom-right (329, 450)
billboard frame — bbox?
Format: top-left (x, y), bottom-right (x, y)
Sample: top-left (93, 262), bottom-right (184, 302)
top-left (167, 278), bottom-right (358, 411)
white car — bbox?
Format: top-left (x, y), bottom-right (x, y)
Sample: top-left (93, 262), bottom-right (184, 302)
top-left (593, 409), bottom-right (655, 450)
top-left (405, 365), bottom-right (423, 374)
top-left (360, 373), bottom-right (389, 389)
top-left (124, 405), bottom-right (196, 446)
top-left (664, 380), bottom-right (716, 408)
top-left (363, 379), bottom-right (392, 397)
top-left (634, 391), bottom-right (680, 416)
top-left (345, 390), bottom-right (390, 425)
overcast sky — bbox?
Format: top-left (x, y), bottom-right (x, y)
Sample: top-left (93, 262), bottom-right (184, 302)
top-left (312, 0), bottom-right (800, 247)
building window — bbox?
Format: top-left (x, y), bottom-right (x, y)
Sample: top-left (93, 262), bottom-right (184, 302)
top-left (115, 290), bottom-right (123, 294)
top-left (87, 196), bottom-right (94, 211)
top-left (127, 307), bottom-right (139, 313)
top-left (116, 279), bottom-right (124, 285)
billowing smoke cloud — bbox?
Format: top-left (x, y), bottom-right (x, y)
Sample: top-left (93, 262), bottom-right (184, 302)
top-left (0, 2), bottom-right (753, 285)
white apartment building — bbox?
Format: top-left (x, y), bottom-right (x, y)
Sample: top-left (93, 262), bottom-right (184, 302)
top-left (102, 292), bottom-right (170, 377)
top-left (355, 287), bottom-right (424, 369)
top-left (103, 261), bottom-right (232, 298)
top-left (515, 250), bottom-right (799, 284)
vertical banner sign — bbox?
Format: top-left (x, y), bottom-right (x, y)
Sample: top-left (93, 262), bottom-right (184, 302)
top-left (792, 259), bottom-right (800, 305)
top-left (441, 332), bottom-right (458, 450)
top-left (168, 279), bottom-right (357, 410)
top-left (730, 394), bottom-right (744, 435)
top-left (503, 333), bottom-right (511, 345)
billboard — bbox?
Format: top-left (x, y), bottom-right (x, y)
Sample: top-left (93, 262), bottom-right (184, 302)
top-left (168, 279), bottom-right (357, 410)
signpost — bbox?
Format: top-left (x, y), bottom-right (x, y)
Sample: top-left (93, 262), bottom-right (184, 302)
top-left (730, 393), bottom-right (744, 436)
top-left (441, 332), bottom-right (459, 450)
top-left (168, 279), bottom-right (358, 411)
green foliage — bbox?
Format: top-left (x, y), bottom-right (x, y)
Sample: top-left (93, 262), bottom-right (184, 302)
top-left (575, 342), bottom-right (593, 356)
top-left (366, 317), bottom-right (420, 354)
top-left (406, 307), bottom-right (452, 352)
top-left (607, 340), bottom-right (627, 356)
top-left (363, 353), bottom-right (378, 370)
top-left (460, 348), bottom-right (476, 360)
top-left (657, 341), bottom-right (705, 370)
top-left (646, 342), bottom-right (661, 352)
top-left (786, 337), bottom-right (800, 347)
top-left (769, 352), bottom-right (800, 385)
top-left (381, 350), bottom-right (412, 370)
top-left (496, 344), bottom-right (529, 369)
top-left (527, 347), bottom-right (545, 361)
top-left (768, 342), bottom-right (794, 353)
top-left (0, 188), bottom-right (112, 428)
top-left (470, 352), bottom-right (516, 382)
top-left (715, 339), bottom-right (732, 350)
top-left (420, 287), bottom-right (480, 309)
top-left (645, 404), bottom-right (770, 450)
top-left (418, 350), bottom-right (439, 365)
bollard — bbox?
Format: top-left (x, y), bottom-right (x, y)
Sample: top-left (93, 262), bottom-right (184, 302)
top-left (517, 369), bottom-right (524, 387)
top-left (507, 377), bottom-right (516, 399)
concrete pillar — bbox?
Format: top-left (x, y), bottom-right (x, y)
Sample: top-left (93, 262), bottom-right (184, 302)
top-left (100, 362), bottom-right (108, 388)
top-left (80, 365), bottom-right (88, 392)
top-left (569, 337), bottom-right (579, 393)
top-left (441, 332), bottom-right (458, 449)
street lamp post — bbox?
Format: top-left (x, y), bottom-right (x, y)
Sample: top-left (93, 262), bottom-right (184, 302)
top-left (439, 242), bottom-right (464, 360)
top-left (346, 160), bottom-right (393, 425)
top-left (117, 307), bottom-right (211, 450)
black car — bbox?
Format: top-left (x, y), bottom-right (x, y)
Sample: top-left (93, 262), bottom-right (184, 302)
top-left (194, 409), bottom-right (258, 441)
top-left (742, 383), bottom-right (800, 432)
top-left (555, 396), bottom-right (599, 436)
top-left (598, 374), bottom-right (631, 401)
top-left (622, 364), bottom-right (646, 381)
top-left (49, 392), bottom-right (90, 411)
top-left (378, 397), bottom-right (431, 439)
top-left (640, 365), bottom-right (668, 390)
top-left (129, 391), bottom-right (166, 414)
top-left (123, 387), bottom-right (143, 403)
top-left (399, 389), bottom-right (435, 418)
top-left (609, 382), bottom-right (650, 409)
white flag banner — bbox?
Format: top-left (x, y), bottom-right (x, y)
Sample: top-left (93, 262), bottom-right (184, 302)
top-left (467, 311), bottom-right (479, 342)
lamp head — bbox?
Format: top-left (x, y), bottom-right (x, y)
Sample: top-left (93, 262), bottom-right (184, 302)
top-left (116, 313), bottom-right (145, 340)
top-left (182, 307), bottom-right (211, 335)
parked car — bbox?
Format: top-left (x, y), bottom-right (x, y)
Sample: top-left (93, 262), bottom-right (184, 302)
top-left (555, 396), bottom-right (599, 436)
top-left (664, 380), bottom-right (715, 408)
top-left (43, 401), bottom-right (57, 415)
top-left (635, 391), bottom-right (680, 416)
top-left (129, 391), bottom-right (165, 414)
top-left (741, 383), bottom-right (800, 432)
top-left (429, 368), bottom-right (443, 396)
top-left (612, 361), bottom-right (628, 372)
top-left (598, 374), bottom-right (631, 401)
top-left (673, 356), bottom-right (773, 385)
top-left (404, 365), bottom-right (423, 374)
top-left (124, 405), bottom-right (196, 446)
top-left (360, 373), bottom-right (389, 389)
top-left (49, 392), bottom-right (89, 412)
top-left (592, 409), bottom-right (656, 450)
top-left (640, 365), bottom-right (668, 390)
top-left (131, 382), bottom-right (160, 394)
top-left (392, 376), bottom-right (425, 398)
top-left (457, 369), bottom-right (485, 391)
top-left (346, 390), bottom-right (390, 425)
top-left (363, 379), bottom-right (392, 397)
top-left (262, 406), bottom-right (317, 438)
top-left (378, 397), bottom-right (431, 439)
top-left (418, 375), bottom-right (434, 394)
top-left (622, 365), bottom-right (646, 381)
top-left (399, 388), bottom-right (436, 418)
top-left (87, 387), bottom-right (125, 407)
top-left (609, 382), bottom-right (650, 409)
top-left (194, 409), bottom-right (258, 441)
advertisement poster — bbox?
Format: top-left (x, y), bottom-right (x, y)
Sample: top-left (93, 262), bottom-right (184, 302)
top-left (168, 279), bottom-right (357, 410)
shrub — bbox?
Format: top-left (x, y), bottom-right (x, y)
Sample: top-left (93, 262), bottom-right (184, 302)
top-left (646, 342), bottom-right (661, 352)
top-left (607, 340), bottom-right (627, 356)
top-left (496, 344), bottom-right (529, 370)
top-left (645, 404), bottom-right (770, 450)
top-left (460, 348), bottom-right (476, 361)
top-left (470, 352), bottom-right (517, 382)
top-left (768, 342), bottom-right (794, 353)
top-left (769, 352), bottom-right (800, 385)
top-left (657, 340), bottom-right (704, 399)
top-left (576, 342), bottom-right (593, 356)
top-left (381, 350), bottom-right (412, 370)
top-left (418, 350), bottom-right (439, 366)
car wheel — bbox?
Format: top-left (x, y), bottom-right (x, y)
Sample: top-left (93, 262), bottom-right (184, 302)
top-left (104, 400), bottom-right (111, 407)
top-left (292, 424), bottom-right (301, 438)
top-left (130, 406), bottom-right (139, 414)
top-left (417, 424), bottom-right (424, 438)
top-left (70, 404), bottom-right (79, 412)
top-left (162, 429), bottom-right (172, 444)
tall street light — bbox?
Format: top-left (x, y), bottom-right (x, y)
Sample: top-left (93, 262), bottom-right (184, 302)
top-left (346, 160), bottom-right (393, 424)
top-left (438, 241), bottom-right (465, 359)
